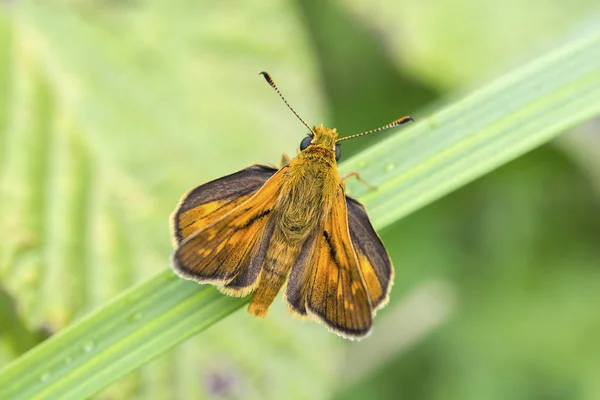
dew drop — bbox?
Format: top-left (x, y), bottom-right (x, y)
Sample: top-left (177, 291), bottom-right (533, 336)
top-left (126, 292), bottom-right (142, 304)
top-left (82, 341), bottom-right (95, 353)
top-left (130, 312), bottom-right (144, 322)
top-left (40, 373), bottom-right (51, 383)
top-left (385, 162), bottom-right (396, 172)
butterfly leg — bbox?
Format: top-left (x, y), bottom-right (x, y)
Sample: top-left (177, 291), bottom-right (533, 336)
top-left (280, 153), bottom-right (291, 167)
top-left (341, 171), bottom-right (377, 190)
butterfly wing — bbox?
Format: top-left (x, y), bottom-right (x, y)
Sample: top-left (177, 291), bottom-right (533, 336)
top-left (346, 196), bottom-right (393, 311)
top-left (287, 187), bottom-right (373, 339)
top-left (171, 165), bottom-right (283, 296)
top-left (172, 164), bottom-right (277, 243)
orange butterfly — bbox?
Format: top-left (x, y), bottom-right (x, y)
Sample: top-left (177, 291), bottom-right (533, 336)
top-left (171, 72), bottom-right (413, 339)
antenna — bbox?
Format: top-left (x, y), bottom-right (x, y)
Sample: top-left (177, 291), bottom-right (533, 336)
top-left (259, 72), bottom-right (313, 133)
top-left (336, 116), bottom-right (414, 143)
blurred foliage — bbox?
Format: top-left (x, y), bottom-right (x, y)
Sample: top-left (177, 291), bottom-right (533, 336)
top-left (1, 0), bottom-right (600, 399)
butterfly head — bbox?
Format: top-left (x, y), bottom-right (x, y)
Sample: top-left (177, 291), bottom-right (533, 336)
top-left (300, 125), bottom-right (341, 162)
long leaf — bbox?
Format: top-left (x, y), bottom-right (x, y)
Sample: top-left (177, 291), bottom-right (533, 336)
top-left (1, 30), bottom-right (600, 400)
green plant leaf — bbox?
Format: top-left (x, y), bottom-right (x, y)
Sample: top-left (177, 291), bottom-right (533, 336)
top-left (1, 26), bottom-right (600, 400)
top-left (341, 30), bottom-right (600, 229)
top-left (0, 274), bottom-right (245, 400)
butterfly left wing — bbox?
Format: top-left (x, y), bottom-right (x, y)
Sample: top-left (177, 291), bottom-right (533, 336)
top-left (287, 187), bottom-right (374, 339)
top-left (172, 167), bottom-right (284, 296)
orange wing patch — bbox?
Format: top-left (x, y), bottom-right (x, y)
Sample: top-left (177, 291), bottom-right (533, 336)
top-left (176, 195), bottom-right (253, 242)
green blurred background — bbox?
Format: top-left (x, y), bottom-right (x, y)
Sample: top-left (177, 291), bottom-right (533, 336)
top-left (1, 1), bottom-right (600, 399)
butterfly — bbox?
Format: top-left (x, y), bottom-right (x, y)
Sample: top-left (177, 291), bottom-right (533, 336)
top-left (171, 72), bottom-right (413, 339)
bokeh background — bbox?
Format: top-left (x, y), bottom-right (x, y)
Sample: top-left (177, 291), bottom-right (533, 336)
top-left (1, 1), bottom-right (600, 399)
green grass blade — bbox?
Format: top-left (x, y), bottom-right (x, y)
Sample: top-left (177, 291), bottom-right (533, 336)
top-left (341, 31), bottom-right (600, 229)
top-left (0, 273), bottom-right (247, 400)
top-left (1, 31), bottom-right (600, 400)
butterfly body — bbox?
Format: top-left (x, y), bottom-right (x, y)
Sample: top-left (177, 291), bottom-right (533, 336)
top-left (246, 126), bottom-right (342, 317)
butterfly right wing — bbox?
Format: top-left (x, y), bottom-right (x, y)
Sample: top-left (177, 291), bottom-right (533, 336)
top-left (171, 165), bottom-right (283, 296)
top-left (286, 186), bottom-right (373, 339)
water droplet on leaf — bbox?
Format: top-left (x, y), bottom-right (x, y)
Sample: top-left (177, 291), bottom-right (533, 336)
top-left (130, 312), bottom-right (143, 322)
top-left (82, 341), bottom-right (95, 353)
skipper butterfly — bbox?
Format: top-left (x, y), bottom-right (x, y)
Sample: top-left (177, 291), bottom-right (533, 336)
top-left (171, 72), bottom-right (413, 339)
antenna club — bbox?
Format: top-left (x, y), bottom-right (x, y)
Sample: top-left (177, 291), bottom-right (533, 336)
top-left (259, 71), bottom-right (276, 87)
top-left (384, 116), bottom-right (414, 129)
top-left (396, 116), bottom-right (414, 124)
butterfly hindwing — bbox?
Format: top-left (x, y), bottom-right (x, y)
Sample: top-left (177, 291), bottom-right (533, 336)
top-left (172, 164), bottom-right (277, 243)
top-left (172, 167), bottom-right (283, 295)
top-left (346, 196), bottom-right (393, 310)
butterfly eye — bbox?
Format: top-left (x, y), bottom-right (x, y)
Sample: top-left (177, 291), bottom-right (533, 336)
top-left (335, 144), bottom-right (341, 162)
top-left (300, 135), bottom-right (313, 151)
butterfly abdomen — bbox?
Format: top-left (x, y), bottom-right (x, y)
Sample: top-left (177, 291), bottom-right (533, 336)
top-left (248, 230), bottom-right (301, 317)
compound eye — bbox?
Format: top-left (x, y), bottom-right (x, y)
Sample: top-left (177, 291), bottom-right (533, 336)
top-left (335, 144), bottom-right (341, 162)
top-left (300, 135), bottom-right (313, 151)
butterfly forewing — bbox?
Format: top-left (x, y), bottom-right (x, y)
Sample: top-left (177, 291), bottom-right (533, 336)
top-left (172, 167), bottom-right (283, 292)
top-left (297, 187), bottom-right (374, 339)
top-left (172, 165), bottom-right (277, 243)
